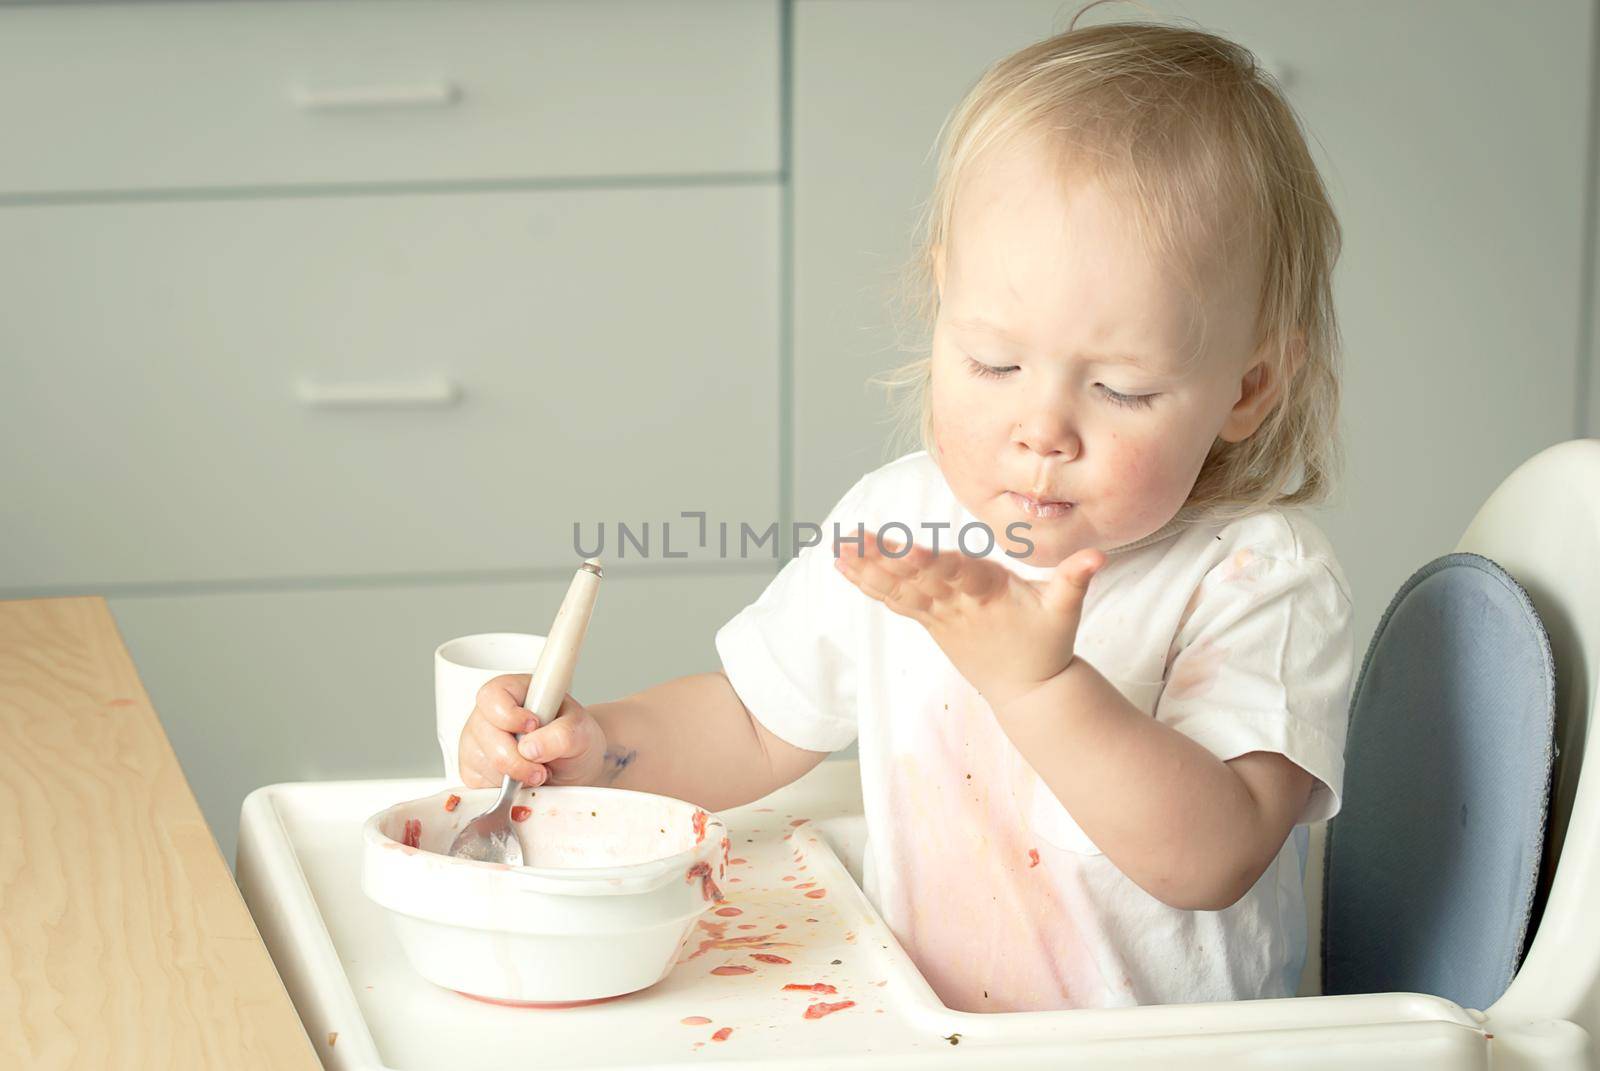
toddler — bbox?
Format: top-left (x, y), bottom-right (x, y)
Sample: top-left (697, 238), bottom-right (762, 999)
top-left (450, 11), bottom-right (1353, 1013)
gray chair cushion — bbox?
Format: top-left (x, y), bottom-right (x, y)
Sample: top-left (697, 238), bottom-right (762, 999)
top-left (1322, 552), bottom-right (1555, 1009)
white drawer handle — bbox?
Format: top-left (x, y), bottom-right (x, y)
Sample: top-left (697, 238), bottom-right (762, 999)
top-left (294, 377), bottom-right (460, 408)
top-left (290, 80), bottom-right (461, 111)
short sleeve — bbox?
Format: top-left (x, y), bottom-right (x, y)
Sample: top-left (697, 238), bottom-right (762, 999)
top-left (713, 479), bottom-right (870, 753)
top-left (1156, 549), bottom-right (1355, 825)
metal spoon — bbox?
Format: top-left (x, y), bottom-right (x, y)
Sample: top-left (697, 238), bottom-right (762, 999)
top-left (447, 558), bottom-right (603, 865)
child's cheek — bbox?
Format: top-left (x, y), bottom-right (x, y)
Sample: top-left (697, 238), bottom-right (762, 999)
top-left (1097, 440), bottom-right (1188, 531)
top-left (929, 406), bottom-right (985, 474)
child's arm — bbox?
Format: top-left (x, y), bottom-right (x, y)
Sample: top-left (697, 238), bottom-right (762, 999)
top-left (460, 671), bottom-right (829, 812)
top-left (835, 530), bottom-right (1338, 912)
top-left (590, 673), bottom-right (831, 810)
top-left (993, 662), bottom-right (1311, 911)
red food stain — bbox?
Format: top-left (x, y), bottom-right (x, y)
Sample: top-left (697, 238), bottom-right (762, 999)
top-left (401, 818), bottom-right (421, 848)
top-left (692, 809), bottom-right (708, 844)
top-left (804, 918), bottom-right (819, 923)
top-left (751, 953), bottom-right (790, 964)
top-left (722, 835), bottom-right (731, 868)
top-left (795, 882), bottom-right (816, 890)
top-left (510, 806), bottom-right (532, 822)
top-left (775, 923), bottom-right (788, 930)
top-left (789, 818), bottom-right (809, 827)
top-left (711, 965), bottom-right (755, 976)
top-left (327, 1031), bottom-right (338, 1047)
top-left (803, 1000), bottom-right (856, 1020)
top-left (783, 983), bottom-right (838, 995)
top-left (1028, 848), bottom-right (1041, 868)
top-left (686, 861), bottom-right (722, 903)
top-left (681, 1016), bottom-right (712, 1025)
top-left (804, 889), bottom-right (827, 899)
top-left (729, 857), bottom-right (748, 865)
top-left (737, 924), bottom-right (757, 930)
top-left (715, 907), bottom-right (743, 917)
top-left (712, 1027), bottom-right (733, 1042)
top-left (444, 794), bottom-right (461, 812)
top-left (678, 919), bottom-right (800, 962)
top-left (782, 875), bottom-right (796, 882)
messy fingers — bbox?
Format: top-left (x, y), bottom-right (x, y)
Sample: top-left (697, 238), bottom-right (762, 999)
top-left (1040, 548), bottom-right (1106, 616)
top-left (477, 674), bottom-right (537, 733)
top-left (469, 716), bottom-right (547, 786)
top-left (519, 716), bottom-right (572, 763)
top-left (837, 557), bottom-right (934, 619)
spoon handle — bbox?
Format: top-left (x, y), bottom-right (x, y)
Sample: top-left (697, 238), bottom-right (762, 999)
top-left (522, 558), bottom-right (604, 729)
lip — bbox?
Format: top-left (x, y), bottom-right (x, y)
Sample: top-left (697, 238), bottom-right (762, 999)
top-left (1007, 492), bottom-right (1075, 519)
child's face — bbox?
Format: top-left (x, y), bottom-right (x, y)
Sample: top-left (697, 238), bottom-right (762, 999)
top-left (930, 138), bottom-right (1283, 567)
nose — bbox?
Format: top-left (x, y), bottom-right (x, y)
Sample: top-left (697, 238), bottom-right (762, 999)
top-left (1012, 406), bottom-right (1081, 461)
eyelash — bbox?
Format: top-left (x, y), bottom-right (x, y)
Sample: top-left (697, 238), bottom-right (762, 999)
top-left (963, 357), bottom-right (1158, 409)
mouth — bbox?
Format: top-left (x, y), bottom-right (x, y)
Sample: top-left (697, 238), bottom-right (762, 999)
top-left (1007, 492), bottom-right (1075, 519)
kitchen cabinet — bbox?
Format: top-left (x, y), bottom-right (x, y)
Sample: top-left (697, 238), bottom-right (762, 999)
top-left (2, 184), bottom-right (779, 587)
top-left (0, 0), bottom-right (779, 194)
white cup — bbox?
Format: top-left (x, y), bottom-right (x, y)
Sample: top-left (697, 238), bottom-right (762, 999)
top-left (435, 632), bottom-right (547, 783)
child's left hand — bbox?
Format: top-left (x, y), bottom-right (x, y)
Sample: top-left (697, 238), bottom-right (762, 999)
top-left (834, 530), bottom-right (1107, 709)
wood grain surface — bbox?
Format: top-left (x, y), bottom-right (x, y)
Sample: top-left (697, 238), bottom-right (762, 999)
top-left (0, 597), bottom-right (319, 1069)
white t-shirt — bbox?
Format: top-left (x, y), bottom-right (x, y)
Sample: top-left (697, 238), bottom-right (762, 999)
top-left (714, 451), bottom-right (1354, 1012)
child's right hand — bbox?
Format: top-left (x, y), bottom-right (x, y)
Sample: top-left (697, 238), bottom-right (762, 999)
top-left (457, 674), bottom-right (608, 789)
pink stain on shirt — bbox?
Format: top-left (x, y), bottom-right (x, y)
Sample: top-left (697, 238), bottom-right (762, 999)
top-left (1219, 546), bottom-right (1267, 584)
top-left (876, 694), bottom-right (1119, 1012)
top-left (1167, 637), bottom-right (1229, 701)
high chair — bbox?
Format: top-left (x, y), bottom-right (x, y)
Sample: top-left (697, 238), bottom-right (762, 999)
top-left (1296, 437), bottom-right (1599, 1068)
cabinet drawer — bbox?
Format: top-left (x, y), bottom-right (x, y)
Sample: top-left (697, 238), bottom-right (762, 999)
top-left (109, 566), bottom-right (775, 863)
top-left (0, 0), bottom-right (779, 195)
top-left (1, 184), bottom-right (780, 588)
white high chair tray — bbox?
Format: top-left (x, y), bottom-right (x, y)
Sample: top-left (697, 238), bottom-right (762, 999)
top-left (237, 761), bottom-right (1498, 1069)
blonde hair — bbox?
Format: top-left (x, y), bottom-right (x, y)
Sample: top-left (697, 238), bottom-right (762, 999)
top-left (876, 1), bottom-right (1343, 525)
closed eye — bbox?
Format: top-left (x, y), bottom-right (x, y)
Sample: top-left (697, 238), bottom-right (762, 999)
top-left (1096, 384), bottom-right (1158, 409)
top-left (966, 357), bottom-right (1158, 408)
top-left (965, 356), bottom-right (1018, 379)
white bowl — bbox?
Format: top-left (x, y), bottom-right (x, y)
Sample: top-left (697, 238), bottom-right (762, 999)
top-left (362, 785), bottom-right (729, 1005)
